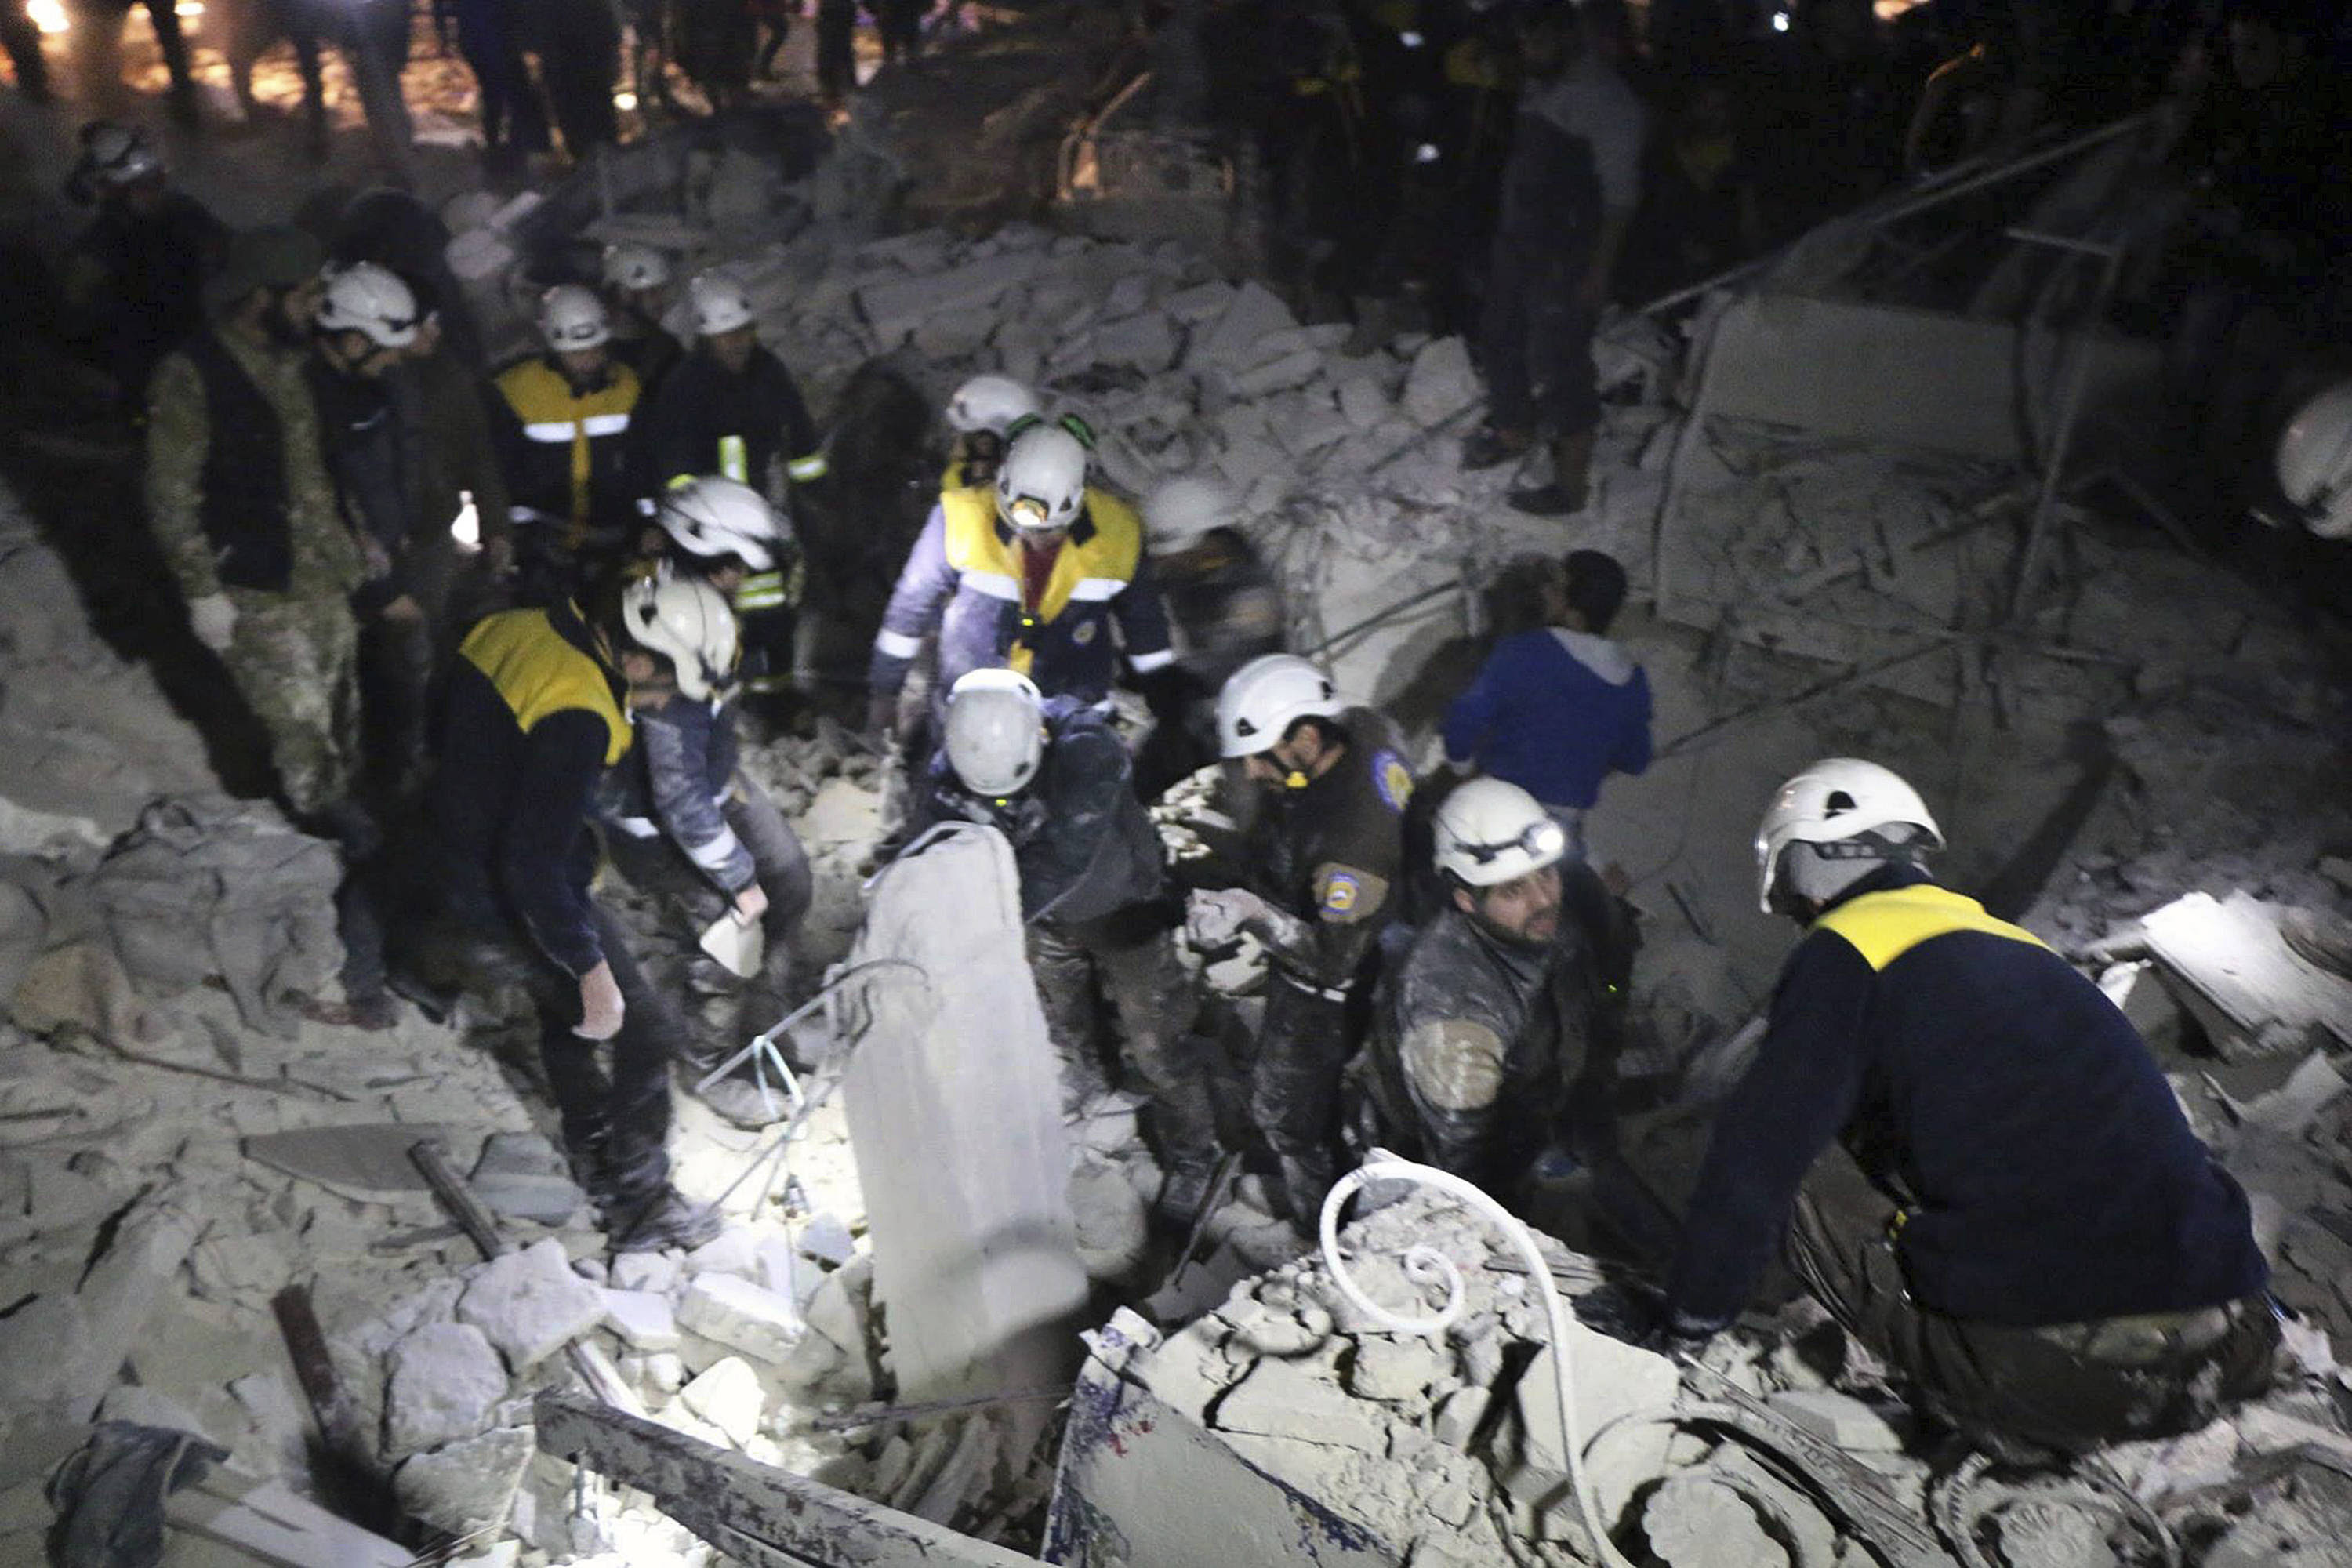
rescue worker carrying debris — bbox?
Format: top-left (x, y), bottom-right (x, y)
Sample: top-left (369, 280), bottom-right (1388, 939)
top-left (940, 372), bottom-right (1041, 491)
top-left (1653, 759), bottom-right (2279, 1454)
top-left (634, 270), bottom-right (826, 695)
top-left (913, 669), bottom-right (1226, 1219)
top-left (1192, 654), bottom-right (1410, 1229)
top-left (867, 423), bottom-right (1179, 735)
top-left (1134, 474), bottom-right (1286, 799)
top-left (145, 227), bottom-right (368, 823)
top-left (428, 587), bottom-right (721, 1253)
top-left (600, 241), bottom-right (681, 393)
top-left (1363, 779), bottom-right (1636, 1227)
top-left (491, 285), bottom-right (644, 604)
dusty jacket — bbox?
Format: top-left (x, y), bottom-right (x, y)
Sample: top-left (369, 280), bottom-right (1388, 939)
top-left (145, 327), bottom-right (368, 603)
top-left (1369, 859), bottom-right (1630, 1190)
top-left (601, 691), bottom-right (753, 895)
top-left (913, 698), bottom-right (1168, 932)
top-left (1244, 706), bottom-right (1414, 995)
top-left (488, 354), bottom-right (643, 550)
top-left (430, 601), bottom-right (633, 977)
top-left (869, 486), bottom-right (1176, 709)
top-left (633, 343), bottom-right (825, 495)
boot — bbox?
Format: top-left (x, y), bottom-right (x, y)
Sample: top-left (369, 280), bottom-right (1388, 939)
top-left (607, 1185), bottom-right (724, 1253)
top-left (1507, 428), bottom-right (1596, 517)
top-left (1461, 423), bottom-right (1531, 472)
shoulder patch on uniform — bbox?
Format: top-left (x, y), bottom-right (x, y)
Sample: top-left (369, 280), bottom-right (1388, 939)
top-left (1073, 619), bottom-right (1098, 644)
top-left (1314, 865), bottom-right (1391, 926)
top-left (1373, 750), bottom-right (1414, 813)
top-left (1323, 872), bottom-right (1362, 914)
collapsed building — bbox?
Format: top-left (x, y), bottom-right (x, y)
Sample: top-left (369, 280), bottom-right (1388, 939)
top-left (2, 2), bottom-right (2352, 1565)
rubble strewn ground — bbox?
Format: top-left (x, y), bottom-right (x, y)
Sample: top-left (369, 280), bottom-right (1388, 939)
top-left (4, 6), bottom-right (2352, 1564)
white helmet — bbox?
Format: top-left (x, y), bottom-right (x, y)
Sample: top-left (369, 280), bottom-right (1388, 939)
top-left (2275, 379), bottom-right (2352, 541)
top-left (539, 284), bottom-right (612, 350)
top-left (946, 375), bottom-right (1041, 437)
top-left (316, 262), bottom-right (420, 350)
top-left (1434, 779), bottom-right (1566, 888)
top-left (1143, 475), bottom-right (1240, 549)
top-left (1754, 758), bottom-right (1944, 914)
top-left (77, 122), bottom-right (162, 189)
top-left (622, 574), bottom-right (740, 702)
top-left (601, 241), bottom-right (673, 293)
top-left (1216, 653), bottom-right (1341, 760)
top-left (688, 271), bottom-right (755, 337)
top-left (995, 425), bottom-right (1090, 534)
top-left (655, 476), bottom-right (788, 572)
top-left (943, 668), bottom-right (1046, 798)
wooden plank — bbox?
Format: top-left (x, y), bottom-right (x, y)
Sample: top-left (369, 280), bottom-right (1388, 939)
top-left (2141, 891), bottom-right (2352, 1062)
top-left (533, 1390), bottom-right (1040, 1568)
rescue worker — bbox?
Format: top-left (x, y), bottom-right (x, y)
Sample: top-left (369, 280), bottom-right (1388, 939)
top-left (1459, 0), bottom-right (1646, 517)
top-left (60, 123), bottom-right (226, 409)
top-left (145, 227), bottom-right (368, 826)
top-left (601, 241), bottom-right (681, 393)
top-left (600, 571), bottom-right (811, 1120)
top-left (491, 285), bottom-right (644, 605)
top-left (866, 423), bottom-right (1179, 738)
top-left (1654, 760), bottom-right (2279, 1454)
top-left (814, 0), bottom-right (856, 111)
top-left (1134, 474), bottom-right (1284, 799)
top-left (1442, 548), bottom-right (1649, 855)
top-left (428, 585), bottom-right (722, 1253)
top-left (1189, 654), bottom-right (1410, 1229)
top-left (633, 270), bottom-right (826, 696)
top-left (309, 262), bottom-right (431, 793)
top-left (1364, 779), bottom-right (1652, 1243)
top-left (940, 372), bottom-right (1042, 492)
top-left (913, 669), bottom-right (1225, 1218)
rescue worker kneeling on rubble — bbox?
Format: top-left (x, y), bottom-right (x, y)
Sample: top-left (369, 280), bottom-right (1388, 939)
top-left (1132, 475), bottom-right (1286, 800)
top-left (1653, 759), bottom-right (2278, 1454)
top-left (1191, 655), bottom-right (1410, 1229)
top-left (490, 285), bottom-right (644, 605)
top-left (1362, 779), bottom-right (1651, 1244)
top-left (426, 586), bottom-right (721, 1253)
top-left (912, 668), bottom-right (1226, 1219)
top-left (866, 423), bottom-right (1181, 738)
top-left (599, 568), bottom-right (812, 1126)
top-left (940, 373), bottom-right (1041, 492)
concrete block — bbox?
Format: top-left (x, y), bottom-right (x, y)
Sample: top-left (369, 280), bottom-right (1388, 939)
top-left (468, 1132), bottom-right (586, 1227)
top-left (1513, 1326), bottom-right (1680, 1527)
top-left (394, 1425), bottom-right (533, 1537)
top-left (803, 1255), bottom-right (868, 1356)
top-left (685, 1224), bottom-right (764, 1281)
top-left (1337, 376), bottom-right (1392, 430)
top-left (678, 1355), bottom-right (765, 1447)
top-left (1401, 336), bottom-right (1479, 427)
top-left (1070, 1157), bottom-right (1151, 1282)
top-left (384, 1320), bottom-right (509, 1458)
top-left (797, 1214), bottom-right (858, 1269)
top-left (856, 251), bottom-right (1046, 345)
top-left (1229, 347), bottom-right (1325, 400)
top-left (609, 1252), bottom-right (681, 1297)
top-left (842, 826), bottom-right (1087, 1464)
top-left (1642, 1475), bottom-right (1789, 1568)
top-left (1214, 435), bottom-right (1288, 498)
top-left (1348, 1335), bottom-right (1452, 1404)
top-left (679, 1272), bottom-right (803, 1364)
top-left (1432, 1385), bottom-right (1491, 1449)
top-left (457, 1237), bottom-right (608, 1370)
top-left (1187, 281), bottom-right (1299, 373)
top-left (601, 1288), bottom-right (681, 1353)
top-left (1764, 1389), bottom-right (1906, 1452)
top-left (1089, 313), bottom-right (1179, 374)
top-left (1162, 280), bottom-right (1236, 325)
top-left (1211, 1347), bottom-right (1391, 1452)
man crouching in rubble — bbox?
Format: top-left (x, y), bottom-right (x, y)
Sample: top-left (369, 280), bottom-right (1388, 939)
top-left (425, 582), bottom-right (723, 1253)
top-left (1653, 758), bottom-right (2278, 1455)
top-left (1361, 779), bottom-right (1659, 1253)
top-left (911, 668), bottom-right (1226, 1223)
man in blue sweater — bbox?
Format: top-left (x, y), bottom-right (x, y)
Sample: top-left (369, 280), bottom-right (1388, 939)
top-left (1655, 759), bottom-right (2278, 1454)
top-left (1443, 550), bottom-right (1649, 855)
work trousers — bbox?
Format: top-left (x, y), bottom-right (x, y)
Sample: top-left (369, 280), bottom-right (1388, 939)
top-left (220, 586), bottom-right (361, 818)
top-left (1029, 919), bottom-right (1220, 1176)
top-left (1477, 241), bottom-right (1599, 439)
top-left (1249, 971), bottom-right (1352, 1227)
top-left (1786, 1144), bottom-right (2281, 1457)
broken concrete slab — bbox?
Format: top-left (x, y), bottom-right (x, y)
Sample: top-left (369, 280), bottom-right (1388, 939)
top-left (1399, 336), bottom-right (1478, 427)
top-left (611, 1252), bottom-right (681, 1297)
top-left (1642, 1475), bottom-right (1790, 1568)
top-left (603, 1288), bottom-right (681, 1353)
top-left (394, 1425), bottom-right (534, 1537)
top-left (679, 1272), bottom-right (804, 1363)
top-left (0, 1198), bottom-right (199, 1419)
top-left (1185, 281), bottom-right (1299, 373)
top-left (385, 1320), bottom-right (510, 1459)
top-left (856, 251), bottom-right (1047, 346)
top-left (1763, 1389), bottom-right (1907, 1453)
top-left (458, 1237), bottom-right (610, 1370)
top-left (1508, 1326), bottom-right (1681, 1529)
top-left (2142, 891), bottom-right (2352, 1060)
top-left (468, 1131), bottom-right (586, 1227)
top-left (679, 1356), bottom-right (765, 1447)
top-left (241, 1123), bottom-right (473, 1199)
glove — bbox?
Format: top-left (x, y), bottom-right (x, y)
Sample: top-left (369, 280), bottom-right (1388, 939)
top-left (188, 593), bottom-right (237, 653)
top-left (574, 959), bottom-right (625, 1040)
top-left (1189, 886), bottom-right (1278, 951)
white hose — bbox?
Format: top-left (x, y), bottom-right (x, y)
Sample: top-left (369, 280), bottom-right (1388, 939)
top-left (1317, 1158), bottom-right (1644, 1568)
